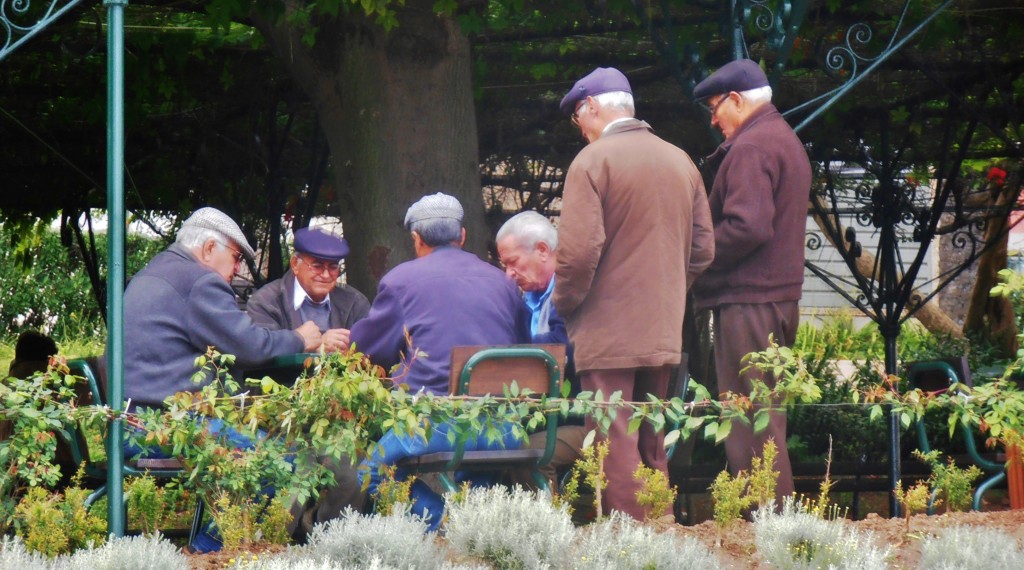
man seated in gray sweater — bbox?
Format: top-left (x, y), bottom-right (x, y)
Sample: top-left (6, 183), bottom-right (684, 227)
top-left (124, 207), bottom-right (322, 411)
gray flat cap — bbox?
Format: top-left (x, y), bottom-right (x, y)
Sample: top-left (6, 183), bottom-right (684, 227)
top-left (181, 207), bottom-right (256, 260)
top-left (404, 193), bottom-right (464, 230)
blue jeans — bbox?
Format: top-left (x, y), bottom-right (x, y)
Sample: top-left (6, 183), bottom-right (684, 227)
top-left (361, 421), bottom-right (521, 531)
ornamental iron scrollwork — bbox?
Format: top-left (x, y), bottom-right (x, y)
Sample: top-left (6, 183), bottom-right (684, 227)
top-left (1, 0), bottom-right (87, 62)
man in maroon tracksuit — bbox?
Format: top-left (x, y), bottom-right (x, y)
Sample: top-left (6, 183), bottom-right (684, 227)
top-left (691, 59), bottom-right (812, 506)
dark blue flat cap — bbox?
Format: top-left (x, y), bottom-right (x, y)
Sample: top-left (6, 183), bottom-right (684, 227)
top-left (294, 228), bottom-right (349, 260)
top-left (559, 67), bottom-right (632, 115)
top-left (693, 59), bottom-right (769, 101)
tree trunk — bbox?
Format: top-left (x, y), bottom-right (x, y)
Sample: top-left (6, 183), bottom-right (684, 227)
top-left (962, 171), bottom-right (1022, 358)
top-left (253, 1), bottom-right (485, 297)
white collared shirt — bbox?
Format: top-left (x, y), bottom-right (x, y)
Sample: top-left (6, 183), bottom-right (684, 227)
top-left (292, 277), bottom-right (331, 312)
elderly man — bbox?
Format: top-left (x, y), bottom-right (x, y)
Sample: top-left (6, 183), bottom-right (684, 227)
top-left (351, 192), bottom-right (531, 530)
top-left (122, 207), bottom-right (322, 552)
top-left (247, 227), bottom-right (370, 353)
top-left (124, 207), bottom-right (321, 410)
top-left (496, 211), bottom-right (585, 489)
top-left (691, 59), bottom-right (812, 505)
top-left (555, 67), bottom-right (715, 520)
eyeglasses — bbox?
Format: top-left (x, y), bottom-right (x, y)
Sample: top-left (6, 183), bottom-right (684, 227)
top-left (703, 94), bottom-right (730, 117)
top-left (223, 243), bottom-right (244, 264)
top-left (300, 256), bottom-right (341, 275)
top-left (571, 101), bottom-right (588, 128)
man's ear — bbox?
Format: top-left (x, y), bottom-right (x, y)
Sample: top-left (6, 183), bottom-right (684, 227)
top-left (201, 238), bottom-right (218, 260)
top-left (289, 254), bottom-right (301, 272)
top-left (536, 241), bottom-right (551, 259)
top-left (458, 227), bottom-right (467, 247)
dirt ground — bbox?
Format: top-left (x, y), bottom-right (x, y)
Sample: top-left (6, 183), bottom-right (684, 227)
top-left (183, 505), bottom-right (1024, 569)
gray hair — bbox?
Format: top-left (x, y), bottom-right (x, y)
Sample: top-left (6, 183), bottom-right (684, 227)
top-left (409, 218), bottom-right (462, 247)
top-left (739, 85), bottom-right (773, 105)
top-left (176, 225), bottom-right (230, 250)
top-left (497, 211), bottom-right (557, 251)
top-left (593, 91), bottom-right (635, 115)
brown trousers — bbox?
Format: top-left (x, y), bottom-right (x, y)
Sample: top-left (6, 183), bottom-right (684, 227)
top-left (581, 366), bottom-right (671, 520)
top-left (505, 425), bottom-right (587, 491)
top-left (713, 301), bottom-right (798, 505)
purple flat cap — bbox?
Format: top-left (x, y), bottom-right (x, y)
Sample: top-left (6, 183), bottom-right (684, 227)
top-left (559, 67), bottom-right (632, 115)
top-left (294, 228), bottom-right (350, 260)
top-left (692, 59), bottom-right (769, 101)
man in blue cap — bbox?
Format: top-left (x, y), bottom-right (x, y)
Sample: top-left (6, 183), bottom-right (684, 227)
top-left (554, 67), bottom-right (715, 520)
top-left (690, 59), bottom-right (812, 505)
top-left (248, 227), bottom-right (370, 353)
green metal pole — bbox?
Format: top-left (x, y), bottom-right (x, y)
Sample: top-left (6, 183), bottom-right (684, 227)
top-left (104, 0), bottom-right (128, 537)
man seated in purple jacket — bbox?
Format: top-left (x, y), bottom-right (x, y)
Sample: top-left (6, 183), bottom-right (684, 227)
top-left (350, 192), bottom-right (531, 530)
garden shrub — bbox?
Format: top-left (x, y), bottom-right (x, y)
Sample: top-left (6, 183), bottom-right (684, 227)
top-left (753, 497), bottom-right (891, 570)
top-left (60, 533), bottom-right (189, 570)
top-left (284, 507), bottom-right (455, 569)
top-left (444, 485), bottom-right (574, 569)
top-left (0, 535), bottom-right (50, 570)
top-left (917, 525), bottom-right (1024, 570)
top-left (569, 511), bottom-right (721, 570)
top-left (0, 533), bottom-right (189, 570)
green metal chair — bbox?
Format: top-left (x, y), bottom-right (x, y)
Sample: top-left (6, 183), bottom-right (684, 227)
top-left (64, 358), bottom-right (204, 544)
top-left (395, 344), bottom-right (565, 493)
top-left (905, 358), bottom-right (1006, 511)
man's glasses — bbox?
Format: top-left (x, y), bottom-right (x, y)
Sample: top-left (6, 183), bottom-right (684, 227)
top-left (571, 101), bottom-right (588, 128)
top-left (223, 243), bottom-right (244, 264)
top-left (300, 256), bottom-right (341, 275)
top-left (702, 94), bottom-right (730, 117)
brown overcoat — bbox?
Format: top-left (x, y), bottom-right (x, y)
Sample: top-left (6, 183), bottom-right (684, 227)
top-left (554, 119), bottom-right (715, 372)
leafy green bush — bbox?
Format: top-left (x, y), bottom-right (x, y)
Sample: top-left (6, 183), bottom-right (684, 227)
top-left (0, 220), bottom-right (162, 342)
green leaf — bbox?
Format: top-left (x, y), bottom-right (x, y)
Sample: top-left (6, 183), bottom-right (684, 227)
top-left (715, 419), bottom-right (733, 444)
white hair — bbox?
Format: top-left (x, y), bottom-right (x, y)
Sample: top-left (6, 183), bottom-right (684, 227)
top-left (739, 85), bottom-right (773, 105)
top-left (497, 211), bottom-right (557, 251)
top-left (593, 91), bottom-right (635, 115)
top-left (176, 225), bottom-right (230, 250)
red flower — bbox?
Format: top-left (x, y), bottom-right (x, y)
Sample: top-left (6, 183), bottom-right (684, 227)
top-left (987, 167), bottom-right (1008, 187)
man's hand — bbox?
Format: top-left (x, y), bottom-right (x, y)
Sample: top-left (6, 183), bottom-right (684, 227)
top-left (322, 328), bottom-right (352, 353)
top-left (295, 321), bottom-right (323, 352)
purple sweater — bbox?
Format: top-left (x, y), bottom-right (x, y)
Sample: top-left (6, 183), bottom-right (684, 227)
top-left (350, 247), bottom-right (531, 395)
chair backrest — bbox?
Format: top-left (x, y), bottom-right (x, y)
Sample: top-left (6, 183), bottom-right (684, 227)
top-left (906, 356), bottom-right (972, 392)
top-left (449, 344), bottom-right (566, 397)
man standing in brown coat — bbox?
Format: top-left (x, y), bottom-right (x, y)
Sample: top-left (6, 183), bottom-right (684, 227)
top-left (554, 67), bottom-right (715, 519)
top-left (691, 59), bottom-right (812, 506)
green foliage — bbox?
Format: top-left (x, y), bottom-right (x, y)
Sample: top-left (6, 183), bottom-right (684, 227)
top-left (563, 439), bottom-right (609, 519)
top-left (124, 474), bottom-right (165, 536)
top-left (709, 469), bottom-right (752, 535)
top-left (893, 479), bottom-right (932, 534)
top-left (747, 439), bottom-right (780, 510)
top-left (370, 464), bottom-right (414, 517)
top-left (12, 482), bottom-right (106, 558)
top-left (1, 359), bottom-right (93, 532)
top-left (0, 221), bottom-right (162, 341)
top-left (632, 463), bottom-right (676, 522)
top-left (913, 449), bottom-right (983, 513)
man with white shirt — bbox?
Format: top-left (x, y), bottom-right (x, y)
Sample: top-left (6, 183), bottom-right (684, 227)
top-left (248, 227), bottom-right (370, 352)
